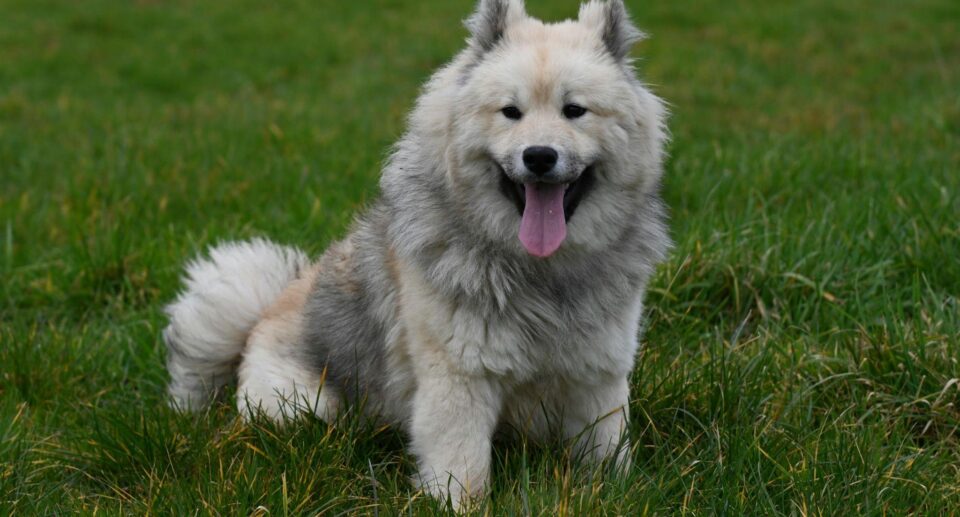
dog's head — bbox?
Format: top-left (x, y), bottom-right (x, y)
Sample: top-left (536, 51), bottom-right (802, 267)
top-left (400, 0), bottom-right (667, 259)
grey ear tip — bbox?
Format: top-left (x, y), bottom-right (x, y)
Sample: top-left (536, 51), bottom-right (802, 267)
top-left (596, 0), bottom-right (646, 59)
top-left (606, 0), bottom-right (629, 13)
top-left (466, 0), bottom-right (526, 52)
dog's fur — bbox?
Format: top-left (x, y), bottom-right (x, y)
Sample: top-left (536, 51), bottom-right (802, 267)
top-left (164, 0), bottom-right (669, 507)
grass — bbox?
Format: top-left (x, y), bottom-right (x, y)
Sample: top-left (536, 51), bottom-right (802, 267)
top-left (1, 0), bottom-right (958, 514)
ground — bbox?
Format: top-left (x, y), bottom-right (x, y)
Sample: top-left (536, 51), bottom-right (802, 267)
top-left (1, 0), bottom-right (958, 514)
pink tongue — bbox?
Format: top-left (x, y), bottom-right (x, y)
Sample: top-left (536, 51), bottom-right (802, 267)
top-left (518, 183), bottom-right (566, 258)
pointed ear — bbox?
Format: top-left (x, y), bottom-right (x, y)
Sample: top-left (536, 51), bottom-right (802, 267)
top-left (465, 0), bottom-right (527, 52)
top-left (578, 0), bottom-right (645, 61)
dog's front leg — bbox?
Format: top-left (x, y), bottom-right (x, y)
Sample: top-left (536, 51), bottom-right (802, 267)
top-left (409, 360), bottom-right (502, 509)
top-left (561, 374), bottom-right (632, 468)
top-left (397, 261), bottom-right (502, 507)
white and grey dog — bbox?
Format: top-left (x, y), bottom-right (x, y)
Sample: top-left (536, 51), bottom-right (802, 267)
top-left (164, 0), bottom-right (669, 507)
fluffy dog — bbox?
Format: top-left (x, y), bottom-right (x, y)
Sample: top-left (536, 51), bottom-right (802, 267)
top-left (164, 0), bottom-right (669, 507)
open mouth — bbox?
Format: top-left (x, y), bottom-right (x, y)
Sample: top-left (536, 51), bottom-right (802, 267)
top-left (497, 164), bottom-right (596, 257)
top-left (497, 165), bottom-right (595, 222)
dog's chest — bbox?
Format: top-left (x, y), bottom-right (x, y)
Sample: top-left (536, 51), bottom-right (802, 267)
top-left (456, 302), bottom-right (642, 381)
top-left (398, 260), bottom-right (645, 382)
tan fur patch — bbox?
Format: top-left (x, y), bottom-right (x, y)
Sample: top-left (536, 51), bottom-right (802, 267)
top-left (532, 43), bottom-right (553, 104)
top-left (261, 262), bottom-right (321, 321)
top-left (384, 245), bottom-right (403, 291)
top-left (328, 239), bottom-right (360, 294)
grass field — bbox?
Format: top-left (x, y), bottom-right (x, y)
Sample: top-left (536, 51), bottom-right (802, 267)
top-left (2, 0), bottom-right (959, 514)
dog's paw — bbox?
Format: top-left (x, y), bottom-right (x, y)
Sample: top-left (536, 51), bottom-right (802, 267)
top-left (413, 471), bottom-right (485, 513)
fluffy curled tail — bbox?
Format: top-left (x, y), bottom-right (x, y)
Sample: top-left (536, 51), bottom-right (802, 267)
top-left (163, 238), bottom-right (309, 411)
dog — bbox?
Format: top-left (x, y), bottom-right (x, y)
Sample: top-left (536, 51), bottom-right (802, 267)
top-left (163, 0), bottom-right (669, 507)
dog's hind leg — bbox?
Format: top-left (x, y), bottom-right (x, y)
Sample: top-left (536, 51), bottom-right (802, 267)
top-left (236, 264), bottom-right (341, 423)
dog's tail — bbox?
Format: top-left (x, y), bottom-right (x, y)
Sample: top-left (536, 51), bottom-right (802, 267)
top-left (163, 238), bottom-right (310, 411)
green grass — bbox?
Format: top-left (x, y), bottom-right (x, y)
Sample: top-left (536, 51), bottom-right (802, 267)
top-left (1, 0), bottom-right (958, 514)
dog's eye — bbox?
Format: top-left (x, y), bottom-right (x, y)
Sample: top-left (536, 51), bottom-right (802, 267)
top-left (501, 106), bottom-right (523, 120)
top-left (562, 104), bottom-right (587, 119)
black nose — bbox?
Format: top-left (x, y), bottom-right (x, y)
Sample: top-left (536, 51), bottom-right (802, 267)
top-left (522, 146), bottom-right (558, 176)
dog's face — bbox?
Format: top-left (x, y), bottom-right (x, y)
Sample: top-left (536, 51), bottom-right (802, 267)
top-left (444, 0), bottom-right (666, 258)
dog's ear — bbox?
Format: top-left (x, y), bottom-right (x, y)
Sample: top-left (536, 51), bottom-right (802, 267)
top-left (465, 0), bottom-right (527, 52)
top-left (579, 0), bottom-right (645, 61)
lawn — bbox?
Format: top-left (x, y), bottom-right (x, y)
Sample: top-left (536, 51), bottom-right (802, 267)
top-left (1, 0), bottom-right (958, 514)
